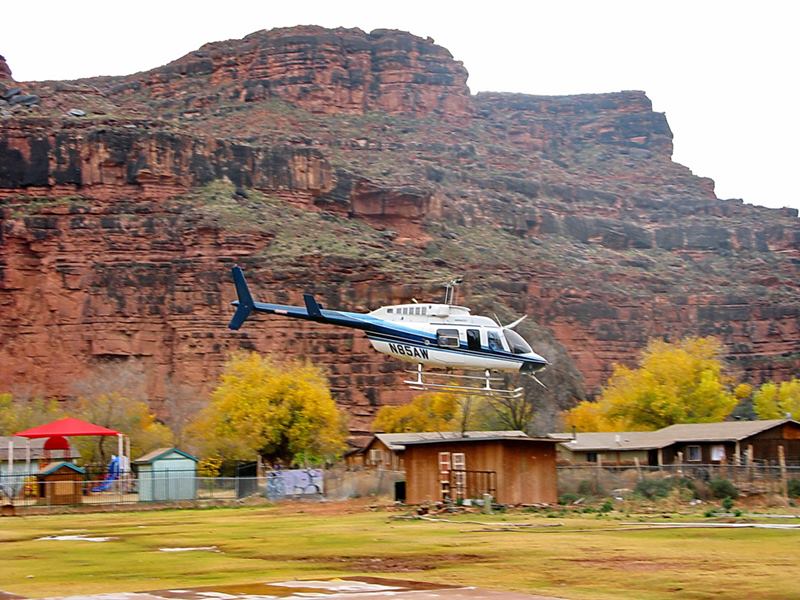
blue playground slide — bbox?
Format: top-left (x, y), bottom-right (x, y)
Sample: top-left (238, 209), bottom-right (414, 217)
top-left (92, 455), bottom-right (120, 492)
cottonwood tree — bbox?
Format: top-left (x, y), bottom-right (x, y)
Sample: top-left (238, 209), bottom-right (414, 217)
top-left (0, 392), bottom-right (65, 435)
top-left (69, 361), bottom-right (173, 465)
top-left (70, 392), bottom-right (174, 465)
top-left (753, 379), bottom-right (800, 420)
top-left (372, 392), bottom-right (484, 433)
top-left (486, 392), bottom-right (536, 432)
top-left (564, 336), bottom-right (738, 431)
top-left (160, 378), bottom-right (208, 448)
top-left (191, 352), bottom-right (346, 465)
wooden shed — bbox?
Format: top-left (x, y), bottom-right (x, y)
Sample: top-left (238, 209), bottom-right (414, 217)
top-left (361, 431), bottom-right (529, 471)
top-left (134, 448), bottom-right (198, 502)
top-left (402, 435), bottom-right (558, 505)
top-left (37, 462), bottom-right (85, 505)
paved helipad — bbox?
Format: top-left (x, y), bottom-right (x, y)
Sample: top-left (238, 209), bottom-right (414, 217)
top-left (23, 577), bottom-right (563, 600)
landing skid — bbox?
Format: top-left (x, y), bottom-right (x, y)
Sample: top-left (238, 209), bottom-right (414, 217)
top-left (403, 364), bottom-right (524, 398)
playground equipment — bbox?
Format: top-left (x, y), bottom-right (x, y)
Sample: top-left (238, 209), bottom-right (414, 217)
top-left (92, 455), bottom-right (121, 492)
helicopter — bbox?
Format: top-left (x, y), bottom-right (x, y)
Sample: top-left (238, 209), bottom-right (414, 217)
top-left (227, 266), bottom-right (548, 397)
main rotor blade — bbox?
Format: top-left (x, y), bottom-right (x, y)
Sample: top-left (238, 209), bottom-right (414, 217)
top-left (504, 315), bottom-right (527, 330)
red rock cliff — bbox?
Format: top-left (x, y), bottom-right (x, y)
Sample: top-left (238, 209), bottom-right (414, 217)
top-left (0, 28), bottom-right (797, 435)
top-left (105, 26), bottom-right (471, 116)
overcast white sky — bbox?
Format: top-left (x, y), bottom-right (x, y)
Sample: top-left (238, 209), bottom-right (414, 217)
top-left (3, 0), bottom-right (798, 210)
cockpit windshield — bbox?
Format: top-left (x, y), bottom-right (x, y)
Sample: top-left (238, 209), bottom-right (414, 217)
top-left (503, 329), bottom-right (533, 355)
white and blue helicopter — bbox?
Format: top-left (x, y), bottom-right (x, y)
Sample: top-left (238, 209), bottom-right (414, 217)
top-left (228, 266), bottom-right (548, 397)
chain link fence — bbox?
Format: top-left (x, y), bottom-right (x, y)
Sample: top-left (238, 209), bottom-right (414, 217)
top-left (3, 464), bottom-right (796, 510)
top-left (0, 467), bottom-right (405, 510)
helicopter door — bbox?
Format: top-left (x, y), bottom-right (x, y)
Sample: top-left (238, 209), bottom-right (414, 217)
top-left (487, 329), bottom-right (506, 352)
top-left (466, 329), bottom-right (481, 351)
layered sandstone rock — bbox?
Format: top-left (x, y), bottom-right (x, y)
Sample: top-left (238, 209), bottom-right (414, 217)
top-left (0, 120), bottom-right (332, 198)
top-left (0, 27), bottom-right (797, 435)
top-left (102, 26), bottom-right (471, 116)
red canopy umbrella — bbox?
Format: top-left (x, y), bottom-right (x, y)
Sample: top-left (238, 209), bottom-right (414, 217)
top-left (15, 417), bottom-right (119, 438)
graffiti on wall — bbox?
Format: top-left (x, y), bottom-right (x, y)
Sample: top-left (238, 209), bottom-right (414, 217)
top-left (265, 468), bottom-right (324, 499)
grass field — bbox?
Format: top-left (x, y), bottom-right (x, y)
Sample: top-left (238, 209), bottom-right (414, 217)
top-left (1, 501), bottom-right (799, 599)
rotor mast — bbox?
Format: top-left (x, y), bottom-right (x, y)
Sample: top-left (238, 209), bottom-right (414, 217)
top-left (443, 277), bottom-right (463, 305)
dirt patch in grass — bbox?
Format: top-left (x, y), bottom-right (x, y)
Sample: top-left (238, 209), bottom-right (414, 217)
top-left (293, 553), bottom-right (487, 573)
top-left (269, 497), bottom-right (393, 516)
top-left (562, 556), bottom-right (691, 572)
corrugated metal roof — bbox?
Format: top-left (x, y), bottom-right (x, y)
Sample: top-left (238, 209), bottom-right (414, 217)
top-left (402, 435), bottom-right (556, 446)
top-left (559, 431), bottom-right (673, 451)
top-left (657, 419), bottom-right (795, 442)
top-left (557, 419), bottom-right (798, 451)
top-left (374, 431), bottom-right (529, 451)
top-left (133, 447), bottom-right (198, 464)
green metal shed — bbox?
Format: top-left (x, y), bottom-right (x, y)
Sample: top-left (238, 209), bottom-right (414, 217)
top-left (133, 447), bottom-right (198, 502)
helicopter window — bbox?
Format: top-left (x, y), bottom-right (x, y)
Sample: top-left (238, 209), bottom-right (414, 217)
top-left (387, 308), bottom-right (393, 314)
top-left (437, 328), bottom-right (461, 348)
top-left (414, 307), bottom-right (421, 315)
top-left (503, 329), bottom-right (533, 355)
top-left (487, 330), bottom-right (506, 352)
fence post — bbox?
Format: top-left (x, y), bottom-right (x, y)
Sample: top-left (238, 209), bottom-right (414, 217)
top-left (634, 456), bottom-right (643, 480)
top-left (778, 445), bottom-right (788, 501)
top-left (676, 451), bottom-right (683, 476)
top-left (595, 455), bottom-right (602, 493)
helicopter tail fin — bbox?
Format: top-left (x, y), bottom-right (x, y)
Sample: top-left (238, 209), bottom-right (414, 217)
top-left (303, 293), bottom-right (322, 318)
top-left (228, 266), bottom-right (255, 330)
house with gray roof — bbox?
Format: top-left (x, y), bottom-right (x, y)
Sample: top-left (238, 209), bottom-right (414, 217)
top-left (554, 419), bottom-right (800, 466)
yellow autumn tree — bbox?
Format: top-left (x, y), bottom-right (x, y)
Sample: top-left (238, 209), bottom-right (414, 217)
top-left (0, 392), bottom-right (66, 435)
top-left (62, 361), bottom-right (174, 465)
top-left (70, 392), bottom-right (174, 465)
top-left (564, 336), bottom-right (738, 431)
top-left (372, 392), bottom-right (483, 433)
top-left (191, 352), bottom-right (346, 464)
top-left (753, 379), bottom-right (800, 420)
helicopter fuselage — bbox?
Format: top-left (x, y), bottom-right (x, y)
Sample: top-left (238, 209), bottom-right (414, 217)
top-left (364, 303), bottom-right (546, 373)
top-left (228, 267), bottom-right (548, 375)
